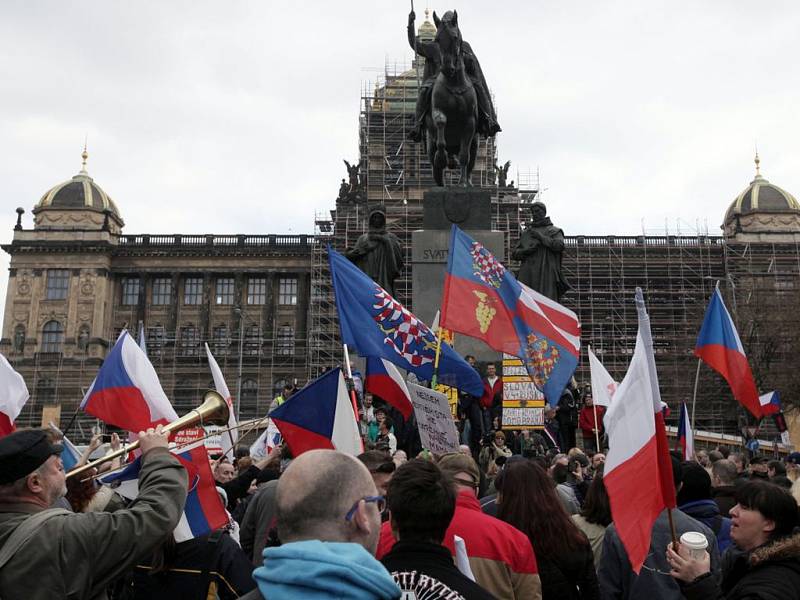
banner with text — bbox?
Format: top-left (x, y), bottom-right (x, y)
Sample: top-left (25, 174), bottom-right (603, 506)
top-left (502, 354), bottom-right (545, 429)
top-left (408, 382), bottom-right (460, 454)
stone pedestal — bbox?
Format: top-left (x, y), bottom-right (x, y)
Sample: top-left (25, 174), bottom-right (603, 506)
top-left (412, 187), bottom-right (504, 362)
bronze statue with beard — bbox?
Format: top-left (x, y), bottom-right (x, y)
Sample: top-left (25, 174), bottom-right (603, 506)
top-left (512, 201), bottom-right (569, 302)
top-left (345, 207), bottom-right (404, 297)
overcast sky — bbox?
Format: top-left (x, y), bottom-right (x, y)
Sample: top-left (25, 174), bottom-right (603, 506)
top-left (1, 1), bottom-right (798, 321)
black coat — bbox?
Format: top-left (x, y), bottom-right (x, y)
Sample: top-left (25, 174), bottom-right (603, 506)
top-left (712, 485), bottom-right (737, 518)
top-left (537, 537), bottom-right (599, 600)
top-left (682, 533), bottom-right (800, 600)
top-left (381, 540), bottom-right (496, 599)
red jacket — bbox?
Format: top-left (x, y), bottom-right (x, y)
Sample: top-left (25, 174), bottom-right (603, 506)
top-left (578, 405), bottom-right (605, 438)
top-left (378, 490), bottom-right (541, 599)
top-left (480, 376), bottom-right (503, 410)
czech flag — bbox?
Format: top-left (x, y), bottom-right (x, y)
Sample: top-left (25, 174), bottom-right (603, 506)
top-left (676, 402), bottom-right (694, 461)
top-left (269, 368), bottom-right (363, 457)
top-left (365, 357), bottom-right (413, 419)
top-left (81, 330), bottom-right (178, 432)
top-left (442, 225), bottom-right (580, 406)
top-left (100, 442), bottom-right (228, 542)
top-left (695, 287), bottom-right (761, 418)
top-left (758, 391), bottom-right (781, 416)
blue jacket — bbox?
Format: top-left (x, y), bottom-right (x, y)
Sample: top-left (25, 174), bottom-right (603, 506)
top-left (253, 540), bottom-right (401, 600)
top-left (679, 499), bottom-right (733, 553)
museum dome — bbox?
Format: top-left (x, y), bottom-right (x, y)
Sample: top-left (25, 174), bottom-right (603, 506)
top-left (723, 154), bottom-right (800, 236)
top-left (32, 148), bottom-right (124, 231)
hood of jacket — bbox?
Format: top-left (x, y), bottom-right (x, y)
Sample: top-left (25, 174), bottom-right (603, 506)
top-left (751, 532), bottom-right (800, 568)
top-left (253, 540), bottom-right (401, 600)
top-left (679, 499), bottom-right (721, 520)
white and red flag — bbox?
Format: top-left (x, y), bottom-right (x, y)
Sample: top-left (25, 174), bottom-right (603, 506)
top-left (603, 288), bottom-right (676, 574)
top-left (0, 353), bottom-right (29, 437)
top-left (205, 343), bottom-right (238, 457)
top-left (587, 346), bottom-right (617, 407)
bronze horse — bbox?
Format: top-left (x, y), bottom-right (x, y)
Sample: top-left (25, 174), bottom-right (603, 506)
top-left (425, 11), bottom-right (478, 187)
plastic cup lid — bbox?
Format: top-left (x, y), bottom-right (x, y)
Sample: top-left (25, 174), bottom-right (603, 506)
top-left (680, 531), bottom-right (708, 548)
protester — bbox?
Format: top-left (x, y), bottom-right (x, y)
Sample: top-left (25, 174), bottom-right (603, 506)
top-left (215, 450), bottom-right (281, 512)
top-left (748, 456), bottom-right (770, 480)
top-left (543, 407), bottom-right (561, 452)
top-left (711, 459), bottom-right (739, 517)
top-left (696, 450), bottom-right (710, 469)
top-left (480, 363), bottom-right (503, 434)
top-left (767, 460), bottom-right (787, 480)
top-left (591, 452), bottom-right (606, 474)
top-left (392, 449), bottom-right (407, 467)
top-left (497, 461), bottom-right (598, 599)
top-left (381, 459), bottom-right (495, 599)
top-left (239, 470), bottom-right (281, 565)
top-left (785, 452), bottom-right (800, 482)
top-left (556, 388), bottom-right (578, 451)
top-left (479, 430), bottom-right (512, 477)
top-left (566, 454), bottom-right (590, 507)
top-left (598, 455), bottom-right (721, 599)
top-left (358, 450), bottom-right (397, 496)
top-left (578, 393), bottom-right (605, 453)
top-left (0, 426), bottom-right (188, 599)
top-left (375, 416), bottom-right (398, 454)
top-left (213, 459), bottom-right (236, 484)
top-left (249, 449), bottom-right (401, 599)
top-left (552, 462), bottom-right (580, 515)
top-left (667, 480), bottom-right (800, 599)
top-left (677, 462), bottom-right (733, 553)
top-left (729, 452), bottom-right (748, 483)
top-left (571, 469), bottom-right (612, 567)
top-left (378, 453), bottom-right (542, 599)
top-left (268, 383), bottom-right (295, 413)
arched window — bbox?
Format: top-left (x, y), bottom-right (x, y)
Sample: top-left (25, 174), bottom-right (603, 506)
top-left (13, 325), bottom-right (25, 353)
top-left (41, 321), bottom-right (64, 353)
top-left (240, 379), bottom-right (259, 420)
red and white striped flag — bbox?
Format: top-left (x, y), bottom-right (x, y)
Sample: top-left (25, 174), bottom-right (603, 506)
top-left (205, 344), bottom-right (238, 456)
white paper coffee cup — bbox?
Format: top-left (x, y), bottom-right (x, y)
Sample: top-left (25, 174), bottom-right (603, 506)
top-left (680, 531), bottom-right (709, 560)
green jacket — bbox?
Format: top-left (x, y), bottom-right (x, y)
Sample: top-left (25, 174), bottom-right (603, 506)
top-left (0, 448), bottom-right (188, 600)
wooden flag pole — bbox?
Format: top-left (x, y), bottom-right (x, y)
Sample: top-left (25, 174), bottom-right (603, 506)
top-left (690, 358), bottom-right (701, 435)
top-left (430, 326), bottom-right (444, 389)
top-left (342, 344), bottom-right (362, 424)
top-left (592, 401), bottom-right (601, 451)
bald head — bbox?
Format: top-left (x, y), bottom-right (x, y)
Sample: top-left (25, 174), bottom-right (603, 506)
top-left (276, 450), bottom-right (378, 546)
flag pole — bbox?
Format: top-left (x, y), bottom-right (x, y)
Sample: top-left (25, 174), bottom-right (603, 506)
top-left (690, 358), bottom-right (701, 434)
top-left (588, 345), bottom-right (601, 451)
top-left (342, 344), bottom-right (362, 423)
top-left (430, 326), bottom-right (444, 389)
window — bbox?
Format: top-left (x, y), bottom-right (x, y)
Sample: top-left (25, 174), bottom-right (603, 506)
top-left (184, 277), bottom-right (203, 305)
top-left (179, 325), bottom-right (199, 356)
top-left (247, 277), bottom-right (267, 305)
top-left (211, 324), bottom-right (229, 355)
top-left (147, 324), bottom-right (165, 357)
top-left (45, 269), bottom-right (70, 300)
top-left (121, 278), bottom-right (140, 305)
top-left (215, 278), bottom-right (235, 305)
top-left (244, 325), bottom-right (261, 356)
top-left (278, 277), bottom-right (298, 305)
top-left (152, 278), bottom-right (172, 305)
top-left (41, 321), bottom-right (64, 353)
top-left (36, 377), bottom-right (55, 404)
top-left (277, 325), bottom-right (295, 356)
top-left (241, 379), bottom-right (258, 420)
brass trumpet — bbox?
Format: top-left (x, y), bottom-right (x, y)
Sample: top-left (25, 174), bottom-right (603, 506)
top-left (65, 390), bottom-right (230, 479)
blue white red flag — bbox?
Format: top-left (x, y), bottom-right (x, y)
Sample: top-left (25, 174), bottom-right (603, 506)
top-left (81, 330), bottom-right (178, 432)
top-left (100, 443), bottom-right (228, 542)
top-left (249, 419), bottom-right (282, 459)
top-left (442, 225), bottom-right (581, 406)
top-left (328, 246), bottom-right (482, 397)
top-left (269, 367), bottom-right (363, 457)
top-left (695, 287), bottom-right (761, 418)
top-left (366, 357), bottom-right (413, 419)
top-left (758, 391), bottom-right (781, 416)
top-left (676, 402), bottom-right (694, 461)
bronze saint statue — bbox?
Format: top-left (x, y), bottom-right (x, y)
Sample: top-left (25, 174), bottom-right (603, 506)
top-left (512, 202), bottom-right (569, 302)
top-left (345, 206), bottom-right (404, 297)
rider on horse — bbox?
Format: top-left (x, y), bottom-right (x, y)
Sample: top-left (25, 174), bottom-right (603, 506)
top-left (407, 10), bottom-right (501, 143)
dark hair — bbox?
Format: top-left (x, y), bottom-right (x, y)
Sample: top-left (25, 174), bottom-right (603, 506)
top-left (677, 462), bottom-right (712, 505)
top-left (708, 450), bottom-right (724, 463)
top-left (382, 416), bottom-right (394, 431)
top-left (750, 456), bottom-right (768, 466)
top-left (736, 480), bottom-right (798, 539)
top-left (580, 469), bottom-right (612, 527)
top-left (771, 475), bottom-right (793, 490)
top-left (717, 446), bottom-right (730, 459)
top-left (497, 462), bottom-right (587, 557)
top-left (464, 355), bottom-right (476, 362)
top-left (768, 460), bottom-right (787, 477)
top-left (65, 475), bottom-right (99, 513)
top-left (357, 450), bottom-right (396, 474)
top-left (552, 463), bottom-right (569, 484)
top-left (387, 459), bottom-right (455, 544)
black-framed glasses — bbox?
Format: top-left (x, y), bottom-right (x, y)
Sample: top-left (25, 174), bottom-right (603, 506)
top-left (345, 495), bottom-right (386, 521)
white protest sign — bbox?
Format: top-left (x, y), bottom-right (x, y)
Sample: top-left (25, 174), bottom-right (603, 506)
top-left (407, 382), bottom-right (460, 454)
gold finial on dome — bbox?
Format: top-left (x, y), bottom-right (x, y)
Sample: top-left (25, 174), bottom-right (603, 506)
top-left (754, 150), bottom-right (761, 177)
top-left (80, 137), bottom-right (89, 175)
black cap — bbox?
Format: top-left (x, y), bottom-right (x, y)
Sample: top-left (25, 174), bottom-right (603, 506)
top-left (0, 430), bottom-right (63, 484)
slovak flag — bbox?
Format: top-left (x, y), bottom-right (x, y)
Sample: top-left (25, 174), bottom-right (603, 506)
top-left (270, 367), bottom-right (363, 457)
top-left (81, 330), bottom-right (178, 432)
top-left (0, 352), bottom-right (29, 437)
top-left (100, 442), bottom-right (228, 542)
top-left (676, 402), bottom-right (695, 461)
top-left (442, 225), bottom-right (581, 406)
top-left (603, 288), bottom-right (676, 574)
top-left (366, 357), bottom-right (413, 419)
top-left (205, 344), bottom-right (238, 457)
top-left (758, 391), bottom-right (781, 416)
top-left (695, 287), bottom-right (761, 418)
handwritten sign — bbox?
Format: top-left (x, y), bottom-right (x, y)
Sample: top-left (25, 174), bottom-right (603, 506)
top-left (408, 382), bottom-right (460, 454)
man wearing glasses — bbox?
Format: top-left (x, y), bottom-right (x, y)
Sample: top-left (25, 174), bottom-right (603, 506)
top-left (247, 449), bottom-right (401, 599)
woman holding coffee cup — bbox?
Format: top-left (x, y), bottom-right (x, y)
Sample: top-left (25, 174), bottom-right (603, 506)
top-left (666, 480), bottom-right (800, 599)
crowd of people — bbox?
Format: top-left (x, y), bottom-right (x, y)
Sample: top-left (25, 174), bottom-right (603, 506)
top-left (2, 364), bottom-right (800, 598)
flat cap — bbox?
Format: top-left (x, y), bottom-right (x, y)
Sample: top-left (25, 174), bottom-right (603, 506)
top-left (0, 429), bottom-right (63, 484)
top-left (438, 453), bottom-right (480, 488)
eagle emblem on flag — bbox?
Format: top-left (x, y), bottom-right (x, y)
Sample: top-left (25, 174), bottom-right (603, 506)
top-left (373, 287), bottom-right (435, 367)
top-left (470, 241), bottom-right (505, 289)
top-left (524, 332), bottom-right (561, 389)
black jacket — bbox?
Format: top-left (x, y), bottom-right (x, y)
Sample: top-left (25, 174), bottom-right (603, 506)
top-left (712, 485), bottom-right (737, 518)
top-left (381, 540), bottom-right (496, 599)
top-left (681, 533), bottom-right (800, 599)
top-left (537, 537), bottom-right (599, 600)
